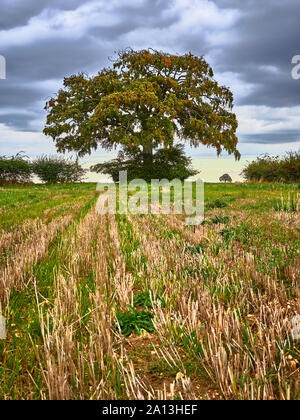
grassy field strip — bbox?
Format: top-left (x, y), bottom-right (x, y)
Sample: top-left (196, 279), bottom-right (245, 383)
top-left (114, 213), bottom-right (216, 399)
top-left (0, 194), bottom-right (153, 400)
top-left (0, 197), bottom-right (98, 398)
top-left (106, 214), bottom-right (136, 310)
top-left (129, 213), bottom-right (299, 400)
top-left (165, 203), bottom-right (299, 289)
top-left (37, 206), bottom-right (161, 400)
top-left (0, 218), bottom-right (44, 253)
top-left (0, 196), bottom-right (90, 231)
top-left (109, 214), bottom-right (163, 400)
top-left (0, 198), bottom-right (97, 301)
top-left (163, 215), bottom-right (299, 399)
top-left (104, 214), bottom-right (181, 399)
top-left (0, 200), bottom-right (87, 254)
top-left (0, 215), bottom-right (73, 302)
top-left (109, 214), bottom-right (191, 400)
top-left (34, 208), bottom-right (118, 399)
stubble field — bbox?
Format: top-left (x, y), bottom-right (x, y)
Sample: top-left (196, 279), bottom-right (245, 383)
top-left (0, 182), bottom-right (299, 400)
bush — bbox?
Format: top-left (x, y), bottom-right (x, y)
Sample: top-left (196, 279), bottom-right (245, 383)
top-left (91, 145), bottom-right (199, 182)
top-left (116, 305), bottom-right (155, 337)
top-left (32, 155), bottom-right (86, 184)
top-left (0, 153), bottom-right (32, 185)
top-left (242, 151), bottom-right (300, 182)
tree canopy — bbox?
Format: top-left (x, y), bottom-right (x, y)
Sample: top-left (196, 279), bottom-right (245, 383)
top-left (44, 49), bottom-right (240, 160)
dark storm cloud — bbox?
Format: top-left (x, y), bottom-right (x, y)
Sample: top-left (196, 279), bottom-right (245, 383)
top-left (3, 37), bottom-right (109, 82)
top-left (214, 0), bottom-right (300, 107)
top-left (90, 0), bottom-right (178, 40)
top-left (0, 0), bottom-right (178, 134)
top-left (0, 0), bottom-right (87, 29)
top-left (0, 80), bottom-right (45, 132)
top-left (0, 112), bottom-right (38, 131)
top-left (241, 130), bottom-right (300, 145)
top-left (0, 82), bottom-right (44, 108)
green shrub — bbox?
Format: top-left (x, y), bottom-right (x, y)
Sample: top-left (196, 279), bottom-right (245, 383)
top-left (206, 199), bottom-right (228, 209)
top-left (32, 155), bottom-right (86, 184)
top-left (220, 224), bottom-right (253, 245)
top-left (242, 151), bottom-right (300, 182)
top-left (91, 144), bottom-right (199, 182)
top-left (116, 305), bottom-right (155, 336)
top-left (0, 153), bottom-right (32, 185)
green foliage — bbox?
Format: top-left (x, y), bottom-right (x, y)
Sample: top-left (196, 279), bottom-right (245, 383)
top-left (116, 305), bottom-right (155, 337)
top-left (255, 241), bottom-right (300, 278)
top-left (220, 224), bottom-right (253, 245)
top-left (219, 227), bottom-right (237, 242)
top-left (273, 194), bottom-right (299, 213)
top-left (0, 153), bottom-right (32, 185)
top-left (32, 155), bottom-right (86, 184)
top-left (186, 241), bottom-right (208, 254)
top-left (91, 145), bottom-right (198, 182)
top-left (44, 49), bottom-right (240, 160)
top-left (242, 151), bottom-right (300, 182)
top-left (133, 290), bottom-right (166, 309)
top-left (206, 199), bottom-right (228, 209)
top-left (210, 215), bottom-right (230, 225)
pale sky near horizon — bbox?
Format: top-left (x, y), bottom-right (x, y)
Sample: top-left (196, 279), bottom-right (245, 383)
top-left (0, 0), bottom-right (300, 176)
top-left (81, 155), bottom-right (252, 183)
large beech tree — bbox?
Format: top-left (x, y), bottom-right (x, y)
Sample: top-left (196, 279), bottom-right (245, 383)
top-left (44, 49), bottom-right (240, 162)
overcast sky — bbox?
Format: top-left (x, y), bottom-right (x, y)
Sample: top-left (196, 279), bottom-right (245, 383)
top-left (0, 0), bottom-right (299, 159)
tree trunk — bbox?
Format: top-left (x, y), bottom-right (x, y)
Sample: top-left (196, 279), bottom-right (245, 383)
top-left (143, 142), bottom-right (153, 166)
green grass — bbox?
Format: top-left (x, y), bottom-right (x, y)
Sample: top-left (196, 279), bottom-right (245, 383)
top-left (0, 183), bottom-right (96, 230)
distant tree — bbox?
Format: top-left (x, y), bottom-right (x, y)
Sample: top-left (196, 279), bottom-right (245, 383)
top-left (32, 155), bottom-right (86, 184)
top-left (0, 152), bottom-right (32, 185)
top-left (91, 144), bottom-right (199, 183)
top-left (44, 48), bottom-right (240, 172)
top-left (219, 173), bottom-right (232, 183)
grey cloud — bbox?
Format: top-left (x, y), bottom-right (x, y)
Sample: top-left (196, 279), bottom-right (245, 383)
top-left (0, 112), bottom-right (39, 131)
top-left (0, 0), bottom-right (182, 135)
top-left (0, 0), bottom-right (87, 30)
top-left (89, 1), bottom-right (178, 41)
top-left (3, 37), bottom-right (109, 81)
top-left (0, 36), bottom-right (111, 132)
top-left (241, 130), bottom-right (300, 144)
top-left (215, 0), bottom-right (291, 10)
top-left (214, 0), bottom-right (300, 107)
top-left (0, 82), bottom-right (44, 108)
